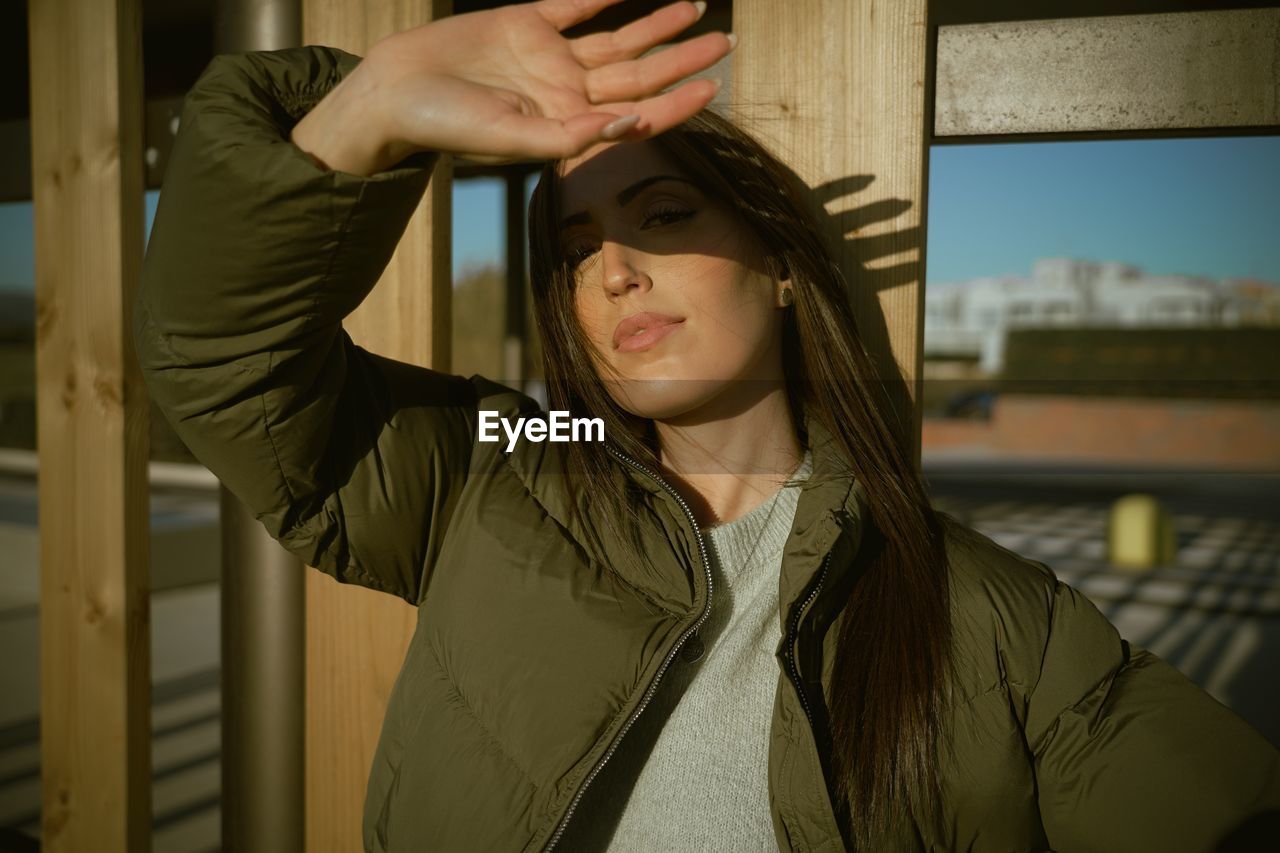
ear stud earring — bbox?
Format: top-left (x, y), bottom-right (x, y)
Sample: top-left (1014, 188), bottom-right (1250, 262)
top-left (779, 287), bottom-right (794, 307)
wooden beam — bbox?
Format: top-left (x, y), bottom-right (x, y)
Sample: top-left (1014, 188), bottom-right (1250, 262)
top-left (936, 9), bottom-right (1280, 137)
top-left (299, 2), bottom-right (452, 850)
top-left (28, 0), bottom-right (150, 850)
top-left (503, 169), bottom-right (527, 386)
top-left (733, 0), bottom-right (931, 464)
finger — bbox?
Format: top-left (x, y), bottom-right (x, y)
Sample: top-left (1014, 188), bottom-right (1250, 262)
top-left (601, 77), bottom-right (722, 139)
top-left (487, 111), bottom-right (630, 161)
top-left (570, 0), bottom-right (705, 69)
top-left (585, 31), bottom-right (731, 104)
top-left (534, 0), bottom-right (627, 32)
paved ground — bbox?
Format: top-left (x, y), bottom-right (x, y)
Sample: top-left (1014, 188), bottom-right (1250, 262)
top-left (0, 476), bottom-right (222, 853)
top-left (926, 456), bottom-right (1280, 746)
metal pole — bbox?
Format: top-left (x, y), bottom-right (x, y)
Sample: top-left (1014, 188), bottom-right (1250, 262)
top-left (216, 0), bottom-right (301, 54)
top-left (213, 2), bottom-right (304, 851)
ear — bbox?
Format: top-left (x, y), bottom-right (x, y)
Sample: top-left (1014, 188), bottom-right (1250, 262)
top-left (773, 255), bottom-right (793, 307)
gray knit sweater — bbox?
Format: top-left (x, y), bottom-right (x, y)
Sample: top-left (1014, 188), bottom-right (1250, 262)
top-left (558, 450), bottom-right (814, 852)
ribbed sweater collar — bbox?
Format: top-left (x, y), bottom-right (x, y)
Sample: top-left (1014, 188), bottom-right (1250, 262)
top-left (698, 450), bottom-right (814, 577)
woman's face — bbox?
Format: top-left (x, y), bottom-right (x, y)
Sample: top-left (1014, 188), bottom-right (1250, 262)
top-left (558, 140), bottom-right (787, 421)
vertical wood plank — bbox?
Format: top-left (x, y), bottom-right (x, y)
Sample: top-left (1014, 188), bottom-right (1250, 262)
top-left (28, 0), bottom-right (150, 851)
top-left (733, 0), bottom-right (930, 463)
top-left (503, 170), bottom-right (528, 386)
top-left (299, 2), bottom-right (452, 849)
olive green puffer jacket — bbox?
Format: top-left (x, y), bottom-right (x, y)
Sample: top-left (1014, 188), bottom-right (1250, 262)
top-left (133, 46), bottom-right (1280, 852)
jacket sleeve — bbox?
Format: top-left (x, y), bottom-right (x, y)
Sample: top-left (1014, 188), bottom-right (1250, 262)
top-left (133, 45), bottom-right (479, 605)
top-left (1017, 576), bottom-right (1280, 852)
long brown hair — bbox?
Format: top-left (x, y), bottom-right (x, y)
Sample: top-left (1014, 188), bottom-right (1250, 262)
top-left (528, 110), bottom-right (954, 849)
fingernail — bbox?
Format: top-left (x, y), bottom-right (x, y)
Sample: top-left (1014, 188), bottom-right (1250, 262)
top-left (692, 1), bottom-right (707, 20)
top-left (726, 33), bottom-right (738, 51)
top-left (602, 114), bottom-right (641, 140)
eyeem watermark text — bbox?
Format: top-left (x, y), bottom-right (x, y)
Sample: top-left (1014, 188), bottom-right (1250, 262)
top-left (478, 411), bottom-right (605, 453)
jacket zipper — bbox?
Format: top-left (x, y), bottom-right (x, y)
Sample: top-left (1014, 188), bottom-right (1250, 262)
top-left (786, 551), bottom-right (833, 727)
top-left (541, 444), bottom-right (714, 852)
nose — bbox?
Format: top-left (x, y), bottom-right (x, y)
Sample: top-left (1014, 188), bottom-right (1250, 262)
top-left (599, 239), bottom-right (652, 298)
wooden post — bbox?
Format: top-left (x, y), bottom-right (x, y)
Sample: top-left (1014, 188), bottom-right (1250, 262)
top-left (504, 169), bottom-right (528, 387)
top-left (299, 2), bottom-right (452, 849)
top-left (732, 0), bottom-right (931, 464)
top-left (28, 0), bottom-right (150, 851)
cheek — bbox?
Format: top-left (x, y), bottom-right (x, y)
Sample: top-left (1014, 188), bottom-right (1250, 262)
top-left (677, 221), bottom-right (775, 336)
top-left (684, 258), bottom-right (776, 344)
top-left (573, 287), bottom-right (612, 351)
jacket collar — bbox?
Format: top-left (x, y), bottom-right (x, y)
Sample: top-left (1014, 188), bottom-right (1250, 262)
top-left (777, 413), bottom-right (869, 616)
top-left (610, 410), bottom-right (869, 617)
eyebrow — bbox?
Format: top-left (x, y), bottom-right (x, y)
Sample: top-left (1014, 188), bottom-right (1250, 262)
top-left (559, 175), bottom-right (698, 228)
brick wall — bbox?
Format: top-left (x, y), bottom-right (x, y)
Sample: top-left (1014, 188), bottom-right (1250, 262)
top-left (922, 394), bottom-right (1280, 469)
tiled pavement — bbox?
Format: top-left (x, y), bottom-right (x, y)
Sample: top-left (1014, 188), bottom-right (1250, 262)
top-left (930, 487), bottom-right (1280, 747)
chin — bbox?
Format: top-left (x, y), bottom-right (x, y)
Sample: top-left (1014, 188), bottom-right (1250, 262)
top-left (601, 376), bottom-right (726, 421)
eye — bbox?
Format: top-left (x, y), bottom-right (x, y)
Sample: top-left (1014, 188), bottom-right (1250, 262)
top-left (559, 202), bottom-right (696, 272)
top-left (562, 238), bottom-right (599, 269)
top-left (641, 204), bottom-right (695, 229)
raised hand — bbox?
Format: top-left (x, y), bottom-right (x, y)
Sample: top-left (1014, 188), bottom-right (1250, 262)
top-left (292, 0), bottom-right (735, 175)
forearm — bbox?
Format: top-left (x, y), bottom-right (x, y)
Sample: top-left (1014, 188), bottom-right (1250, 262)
top-left (139, 47), bottom-right (434, 353)
top-left (134, 46), bottom-right (468, 602)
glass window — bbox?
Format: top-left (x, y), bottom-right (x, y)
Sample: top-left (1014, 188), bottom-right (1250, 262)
top-left (923, 136), bottom-right (1280, 744)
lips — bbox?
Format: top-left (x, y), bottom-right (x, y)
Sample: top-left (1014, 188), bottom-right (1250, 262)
top-left (612, 312), bottom-right (685, 353)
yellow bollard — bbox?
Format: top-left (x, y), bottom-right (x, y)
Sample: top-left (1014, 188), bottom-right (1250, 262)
top-left (1108, 493), bottom-right (1178, 570)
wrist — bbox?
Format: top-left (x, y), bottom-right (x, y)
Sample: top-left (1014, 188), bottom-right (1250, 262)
top-left (290, 64), bottom-right (419, 177)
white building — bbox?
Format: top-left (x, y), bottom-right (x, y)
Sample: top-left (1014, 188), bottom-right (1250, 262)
top-left (924, 258), bottom-right (1279, 372)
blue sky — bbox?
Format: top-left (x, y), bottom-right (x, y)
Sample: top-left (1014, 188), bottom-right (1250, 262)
top-left (454, 178), bottom-right (505, 274)
top-left (926, 136), bottom-right (1280, 284)
top-left (2, 136), bottom-right (1277, 293)
top-left (453, 172), bottom-right (539, 277)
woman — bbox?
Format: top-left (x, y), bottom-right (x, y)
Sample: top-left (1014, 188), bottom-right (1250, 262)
top-left (134, 1), bottom-right (1280, 850)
